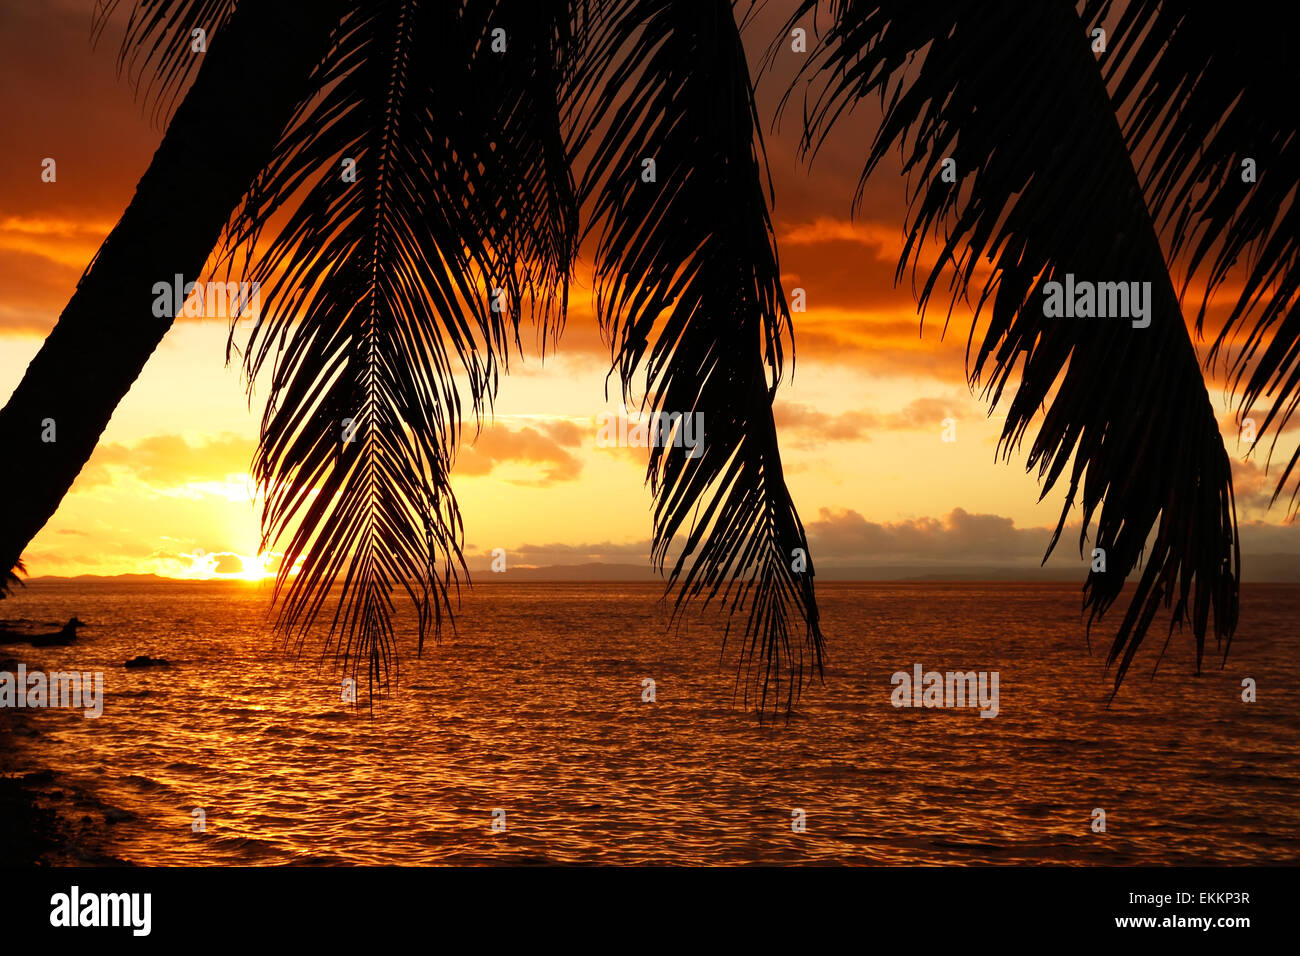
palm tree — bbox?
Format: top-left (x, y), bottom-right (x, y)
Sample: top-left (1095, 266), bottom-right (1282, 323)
top-left (0, 0), bottom-right (822, 713)
top-left (0, 0), bottom-right (344, 589)
top-left (1, 0), bottom-right (1292, 709)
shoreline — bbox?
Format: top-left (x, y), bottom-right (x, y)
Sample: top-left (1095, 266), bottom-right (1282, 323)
top-left (0, 651), bottom-right (131, 866)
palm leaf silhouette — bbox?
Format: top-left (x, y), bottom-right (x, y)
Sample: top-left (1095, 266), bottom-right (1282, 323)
top-left (2, 559), bottom-right (24, 596)
top-left (782, 0), bottom-right (1240, 690)
top-left (220, 0), bottom-right (580, 700)
top-left (572, 0), bottom-right (824, 713)
top-left (92, 0), bottom-right (238, 124)
top-left (1102, 1), bottom-right (1300, 511)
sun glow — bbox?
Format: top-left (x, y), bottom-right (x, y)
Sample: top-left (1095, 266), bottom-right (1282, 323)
top-left (234, 552), bottom-right (276, 582)
top-left (172, 549), bottom-right (278, 582)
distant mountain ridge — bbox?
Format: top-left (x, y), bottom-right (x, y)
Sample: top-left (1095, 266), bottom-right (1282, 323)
top-left (26, 573), bottom-right (168, 583)
top-left (18, 556), bottom-right (1300, 584)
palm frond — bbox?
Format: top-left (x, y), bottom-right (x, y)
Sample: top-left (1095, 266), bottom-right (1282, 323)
top-left (93, 0), bottom-right (239, 123)
top-left (784, 0), bottom-right (1239, 691)
top-left (1, 559), bottom-right (25, 598)
top-left (573, 0), bottom-right (824, 714)
top-left (1103, 1), bottom-right (1300, 512)
top-left (225, 0), bottom-right (579, 702)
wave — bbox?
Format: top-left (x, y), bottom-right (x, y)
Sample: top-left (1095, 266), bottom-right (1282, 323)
top-left (120, 774), bottom-right (172, 795)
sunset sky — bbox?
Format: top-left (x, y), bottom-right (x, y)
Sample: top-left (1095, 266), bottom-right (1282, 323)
top-left (2, 0), bottom-right (1296, 582)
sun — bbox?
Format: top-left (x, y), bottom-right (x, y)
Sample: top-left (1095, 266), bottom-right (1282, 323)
top-left (234, 552), bottom-right (276, 582)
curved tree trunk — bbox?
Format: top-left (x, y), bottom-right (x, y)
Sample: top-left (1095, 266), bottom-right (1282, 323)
top-left (0, 0), bottom-right (344, 582)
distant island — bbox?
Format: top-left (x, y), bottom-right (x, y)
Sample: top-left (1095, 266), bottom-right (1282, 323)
top-left (18, 557), bottom-right (1300, 584)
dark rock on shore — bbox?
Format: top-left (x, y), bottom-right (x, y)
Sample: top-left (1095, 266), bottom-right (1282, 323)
top-left (0, 771), bottom-right (64, 865)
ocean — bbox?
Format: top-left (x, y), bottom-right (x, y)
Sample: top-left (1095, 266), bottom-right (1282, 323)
top-left (2, 580), bottom-right (1297, 865)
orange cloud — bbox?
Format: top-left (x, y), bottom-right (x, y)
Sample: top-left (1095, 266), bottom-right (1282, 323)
top-left (774, 396), bottom-right (964, 446)
top-left (806, 506), bottom-right (1051, 564)
top-left (454, 419), bottom-right (585, 485)
top-left (76, 433), bottom-right (254, 489)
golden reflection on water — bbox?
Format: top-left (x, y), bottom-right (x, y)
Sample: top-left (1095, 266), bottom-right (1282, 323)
top-left (3, 581), bottom-right (1299, 864)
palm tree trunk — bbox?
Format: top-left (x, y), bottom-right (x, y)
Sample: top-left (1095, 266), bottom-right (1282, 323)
top-left (0, 0), bottom-right (344, 580)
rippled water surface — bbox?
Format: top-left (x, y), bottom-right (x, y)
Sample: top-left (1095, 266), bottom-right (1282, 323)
top-left (2, 580), bottom-right (1298, 864)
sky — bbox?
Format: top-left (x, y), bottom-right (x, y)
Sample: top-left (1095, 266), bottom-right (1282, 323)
top-left (1, 0), bottom-right (1296, 582)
